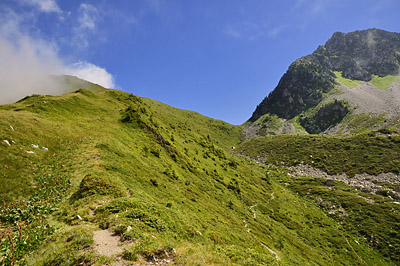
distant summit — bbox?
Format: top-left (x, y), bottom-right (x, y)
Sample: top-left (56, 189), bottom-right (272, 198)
top-left (314, 29), bottom-right (400, 81)
top-left (248, 29), bottom-right (400, 135)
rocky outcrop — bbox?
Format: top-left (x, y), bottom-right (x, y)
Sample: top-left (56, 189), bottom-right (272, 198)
top-left (299, 100), bottom-right (350, 134)
top-left (287, 164), bottom-right (400, 200)
top-left (250, 57), bottom-right (335, 121)
top-left (313, 29), bottom-right (400, 81)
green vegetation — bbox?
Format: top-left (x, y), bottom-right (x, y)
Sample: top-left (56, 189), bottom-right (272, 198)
top-left (344, 113), bottom-right (388, 133)
top-left (0, 83), bottom-right (398, 265)
top-left (0, 171), bottom-right (69, 265)
top-left (370, 74), bottom-right (400, 90)
top-left (334, 71), bottom-right (363, 88)
top-left (237, 133), bottom-right (400, 262)
top-left (236, 133), bottom-right (400, 176)
top-left (299, 100), bottom-right (350, 134)
top-left (254, 114), bottom-right (282, 135)
top-left (289, 117), bottom-right (307, 134)
top-left (273, 173), bottom-right (400, 262)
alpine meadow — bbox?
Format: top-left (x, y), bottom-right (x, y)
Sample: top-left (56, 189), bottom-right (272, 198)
top-left (1, 27), bottom-right (400, 265)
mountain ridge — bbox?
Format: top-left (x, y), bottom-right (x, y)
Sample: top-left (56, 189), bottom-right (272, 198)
top-left (1, 29), bottom-right (400, 265)
top-left (248, 28), bottom-right (400, 136)
top-left (1, 81), bottom-right (398, 265)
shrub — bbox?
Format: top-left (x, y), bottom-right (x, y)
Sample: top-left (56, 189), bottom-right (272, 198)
top-left (75, 174), bottom-right (125, 198)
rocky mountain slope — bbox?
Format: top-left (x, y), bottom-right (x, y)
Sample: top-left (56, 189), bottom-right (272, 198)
top-left (1, 79), bottom-right (398, 265)
top-left (247, 29), bottom-right (400, 136)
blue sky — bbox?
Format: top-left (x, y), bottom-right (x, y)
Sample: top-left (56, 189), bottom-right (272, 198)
top-left (1, 0), bottom-right (400, 124)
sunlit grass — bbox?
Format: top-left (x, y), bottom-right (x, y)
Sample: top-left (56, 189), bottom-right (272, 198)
top-left (370, 74), bottom-right (400, 90)
top-left (0, 84), bottom-right (396, 265)
top-left (334, 71), bottom-right (362, 88)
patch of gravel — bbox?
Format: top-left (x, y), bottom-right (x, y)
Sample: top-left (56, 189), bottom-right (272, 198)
top-left (93, 230), bottom-right (129, 266)
top-left (287, 164), bottom-right (400, 199)
top-left (328, 83), bottom-right (400, 117)
top-left (132, 257), bottom-right (175, 265)
top-left (93, 230), bottom-right (124, 257)
top-left (325, 83), bottom-right (400, 133)
top-left (242, 123), bottom-right (261, 140)
top-left (275, 120), bottom-right (296, 135)
top-left (242, 119), bottom-right (297, 140)
top-left (245, 82), bottom-right (400, 136)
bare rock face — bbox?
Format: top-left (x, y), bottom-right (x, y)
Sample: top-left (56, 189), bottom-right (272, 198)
top-left (250, 57), bottom-right (335, 121)
top-left (314, 29), bottom-right (400, 81)
top-left (299, 100), bottom-right (350, 134)
top-left (249, 29), bottom-right (400, 132)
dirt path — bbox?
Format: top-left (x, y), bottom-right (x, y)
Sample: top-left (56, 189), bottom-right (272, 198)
top-left (260, 242), bottom-right (280, 260)
top-left (249, 205), bottom-right (257, 219)
top-left (270, 192), bottom-right (275, 200)
top-left (93, 230), bottom-right (124, 257)
top-left (344, 237), bottom-right (366, 265)
top-left (93, 230), bottom-right (128, 265)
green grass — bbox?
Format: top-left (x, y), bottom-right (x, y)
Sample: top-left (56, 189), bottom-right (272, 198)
top-left (277, 174), bottom-right (400, 261)
top-left (344, 113), bottom-right (388, 133)
top-left (289, 117), bottom-right (307, 134)
top-left (334, 71), bottom-right (362, 88)
top-left (236, 133), bottom-right (400, 176)
top-left (370, 74), bottom-right (400, 90)
top-left (0, 81), bottom-right (397, 265)
top-left (237, 134), bottom-right (400, 262)
top-left (254, 113), bottom-right (283, 136)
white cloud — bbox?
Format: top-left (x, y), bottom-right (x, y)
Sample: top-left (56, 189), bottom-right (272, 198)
top-left (291, 0), bottom-right (332, 15)
top-left (0, 24), bottom-right (64, 103)
top-left (224, 21), bottom-right (271, 41)
top-left (22, 0), bottom-right (62, 13)
top-left (78, 3), bottom-right (98, 30)
top-left (144, 0), bottom-right (165, 13)
top-left (72, 3), bottom-right (99, 49)
top-left (224, 26), bottom-right (242, 39)
top-left (268, 24), bottom-right (287, 37)
top-left (0, 9), bottom-right (115, 104)
top-left (64, 62), bottom-right (115, 89)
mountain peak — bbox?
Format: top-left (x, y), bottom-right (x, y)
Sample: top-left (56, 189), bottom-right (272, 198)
top-left (249, 29), bottom-right (400, 128)
top-left (314, 28), bottom-right (400, 81)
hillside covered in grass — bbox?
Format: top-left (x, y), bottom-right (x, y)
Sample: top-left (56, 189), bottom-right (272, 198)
top-left (0, 82), bottom-right (398, 265)
top-left (236, 132), bottom-right (400, 176)
top-left (236, 133), bottom-right (400, 262)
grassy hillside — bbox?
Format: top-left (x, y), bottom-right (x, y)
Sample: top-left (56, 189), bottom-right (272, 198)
top-left (334, 71), bottom-right (362, 88)
top-left (236, 133), bottom-right (400, 176)
top-left (370, 74), bottom-right (400, 90)
top-left (236, 133), bottom-right (400, 262)
top-left (0, 86), bottom-right (396, 265)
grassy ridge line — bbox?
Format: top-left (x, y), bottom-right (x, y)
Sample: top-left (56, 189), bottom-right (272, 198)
top-left (0, 90), bottom-right (123, 202)
top-left (0, 88), bottom-right (393, 265)
top-left (0, 89), bottom-right (126, 265)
